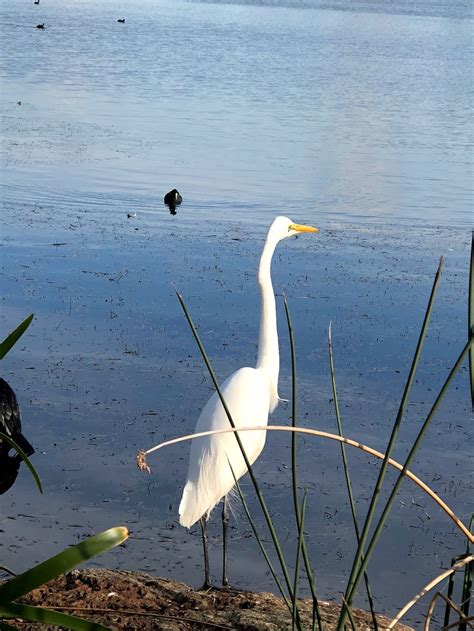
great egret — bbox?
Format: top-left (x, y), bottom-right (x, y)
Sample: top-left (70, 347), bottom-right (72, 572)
top-left (178, 216), bottom-right (318, 588)
top-left (164, 189), bottom-right (183, 215)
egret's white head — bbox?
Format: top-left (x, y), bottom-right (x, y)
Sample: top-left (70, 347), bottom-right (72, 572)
top-left (267, 216), bottom-right (319, 244)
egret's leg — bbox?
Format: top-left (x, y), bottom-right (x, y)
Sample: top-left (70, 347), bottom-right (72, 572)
top-left (199, 516), bottom-right (211, 589)
top-left (222, 495), bottom-right (229, 587)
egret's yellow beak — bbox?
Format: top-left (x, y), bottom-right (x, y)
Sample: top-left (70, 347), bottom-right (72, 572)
top-left (289, 223), bottom-right (319, 233)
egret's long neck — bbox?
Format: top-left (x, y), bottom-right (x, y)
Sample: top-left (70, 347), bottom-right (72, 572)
top-left (256, 237), bottom-right (280, 406)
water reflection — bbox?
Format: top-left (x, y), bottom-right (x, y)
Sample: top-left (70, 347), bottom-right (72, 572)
top-left (0, 378), bottom-right (35, 494)
top-left (164, 189), bottom-right (183, 216)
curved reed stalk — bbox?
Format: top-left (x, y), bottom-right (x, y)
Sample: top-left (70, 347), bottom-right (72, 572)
top-left (137, 425), bottom-right (473, 543)
top-left (386, 555), bottom-right (474, 629)
top-left (423, 592), bottom-right (470, 631)
top-left (442, 617), bottom-right (474, 631)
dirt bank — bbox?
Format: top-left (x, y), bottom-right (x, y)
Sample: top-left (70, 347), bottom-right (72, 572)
top-left (11, 568), bottom-right (413, 630)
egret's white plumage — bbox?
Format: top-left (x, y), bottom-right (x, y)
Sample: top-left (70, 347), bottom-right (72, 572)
top-left (179, 367), bottom-right (271, 527)
top-left (179, 217), bottom-right (318, 534)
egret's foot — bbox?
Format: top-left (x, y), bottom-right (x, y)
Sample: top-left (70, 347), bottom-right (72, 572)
top-left (198, 579), bottom-right (213, 591)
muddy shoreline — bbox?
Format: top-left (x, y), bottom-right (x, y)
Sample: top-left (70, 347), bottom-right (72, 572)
top-left (13, 568), bottom-right (414, 630)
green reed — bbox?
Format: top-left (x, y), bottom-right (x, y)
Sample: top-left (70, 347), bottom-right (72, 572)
top-left (176, 290), bottom-right (302, 628)
top-left (328, 322), bottom-right (378, 630)
top-left (337, 256), bottom-right (444, 629)
top-left (284, 295), bottom-right (323, 631)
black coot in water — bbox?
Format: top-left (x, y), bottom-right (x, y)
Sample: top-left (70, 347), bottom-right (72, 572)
top-left (0, 378), bottom-right (34, 495)
top-left (0, 378), bottom-right (34, 457)
top-left (117, 18), bottom-right (125, 23)
top-left (36, 23), bottom-right (45, 29)
top-left (164, 189), bottom-right (183, 215)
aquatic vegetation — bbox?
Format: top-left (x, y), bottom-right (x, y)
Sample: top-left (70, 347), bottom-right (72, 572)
top-left (139, 234), bottom-right (474, 629)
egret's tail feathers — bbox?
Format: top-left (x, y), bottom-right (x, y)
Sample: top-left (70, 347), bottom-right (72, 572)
top-left (179, 475), bottom-right (229, 529)
top-left (179, 481), bottom-right (198, 528)
top-left (179, 481), bottom-right (216, 528)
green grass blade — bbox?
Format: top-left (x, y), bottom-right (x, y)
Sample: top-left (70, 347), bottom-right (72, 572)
top-left (341, 597), bottom-right (357, 631)
top-left (292, 492), bottom-right (307, 631)
top-left (343, 335), bottom-right (474, 621)
top-left (0, 526), bottom-right (128, 603)
top-left (338, 256), bottom-right (444, 630)
top-left (328, 323), bottom-right (378, 630)
top-left (468, 231), bottom-right (474, 411)
top-left (283, 295), bottom-right (323, 631)
top-left (0, 602), bottom-right (111, 630)
top-left (0, 566), bottom-right (16, 577)
top-left (175, 291), bottom-right (297, 609)
top-left (443, 566), bottom-right (456, 628)
top-left (0, 314), bottom-right (34, 360)
top-left (230, 463), bottom-right (292, 614)
top-left (283, 294), bottom-right (301, 543)
top-left (461, 515), bottom-right (473, 631)
top-left (460, 558), bottom-right (472, 631)
top-left (0, 433), bottom-right (42, 494)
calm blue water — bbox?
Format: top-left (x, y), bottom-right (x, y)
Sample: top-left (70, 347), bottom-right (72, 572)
top-left (1, 0), bottom-right (472, 228)
top-left (1, 0), bottom-right (473, 624)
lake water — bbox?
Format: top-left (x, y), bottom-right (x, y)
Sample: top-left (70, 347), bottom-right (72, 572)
top-left (1, 0), bottom-right (473, 625)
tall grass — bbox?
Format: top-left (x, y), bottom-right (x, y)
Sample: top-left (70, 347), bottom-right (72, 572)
top-left (175, 290), bottom-right (303, 629)
top-left (284, 295), bottom-right (323, 631)
top-left (139, 238), bottom-right (473, 629)
top-left (328, 322), bottom-right (378, 630)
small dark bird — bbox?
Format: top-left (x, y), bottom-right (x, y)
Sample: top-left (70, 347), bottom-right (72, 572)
top-left (36, 23), bottom-right (45, 29)
top-left (164, 189), bottom-right (183, 215)
top-left (0, 378), bottom-right (34, 458)
top-left (117, 18), bottom-right (125, 23)
top-left (17, 101), bottom-right (21, 106)
top-left (34, 0), bottom-right (40, 4)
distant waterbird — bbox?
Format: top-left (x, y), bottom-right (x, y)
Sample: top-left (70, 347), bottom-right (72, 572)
top-left (127, 212), bottom-right (137, 219)
top-left (178, 216), bottom-right (319, 588)
top-left (36, 23), bottom-right (45, 29)
top-left (164, 189), bottom-right (182, 215)
top-left (117, 18), bottom-right (125, 23)
top-left (34, 0), bottom-right (40, 4)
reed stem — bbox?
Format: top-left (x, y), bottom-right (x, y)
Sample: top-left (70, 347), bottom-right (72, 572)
top-left (176, 291), bottom-right (299, 623)
top-left (343, 336), bottom-right (474, 625)
top-left (284, 295), bottom-right (324, 631)
top-left (337, 257), bottom-right (444, 629)
top-left (328, 323), bottom-right (378, 630)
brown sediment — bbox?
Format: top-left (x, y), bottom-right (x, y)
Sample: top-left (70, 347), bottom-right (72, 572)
top-left (12, 568), bottom-right (414, 630)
